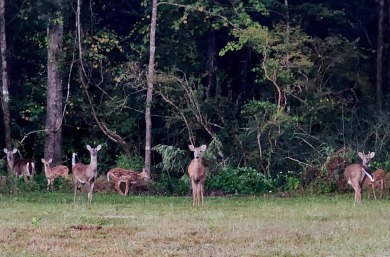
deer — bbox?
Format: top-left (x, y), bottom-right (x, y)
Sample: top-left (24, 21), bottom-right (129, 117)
top-left (364, 168), bottom-right (387, 200)
top-left (187, 144), bottom-right (207, 207)
top-left (41, 158), bottom-right (69, 191)
top-left (343, 151), bottom-right (375, 204)
top-left (4, 148), bottom-right (35, 182)
top-left (72, 144), bottom-right (102, 205)
top-left (107, 167), bottom-right (151, 195)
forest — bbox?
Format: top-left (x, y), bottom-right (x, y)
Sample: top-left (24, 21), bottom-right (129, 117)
top-left (0, 0), bottom-right (390, 195)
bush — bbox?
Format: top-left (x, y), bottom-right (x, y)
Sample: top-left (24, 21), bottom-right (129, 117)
top-left (208, 166), bottom-right (274, 194)
top-left (114, 154), bottom-right (144, 171)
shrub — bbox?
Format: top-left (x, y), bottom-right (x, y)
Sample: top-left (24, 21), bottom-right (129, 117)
top-left (114, 154), bottom-right (144, 171)
top-left (208, 166), bottom-right (274, 194)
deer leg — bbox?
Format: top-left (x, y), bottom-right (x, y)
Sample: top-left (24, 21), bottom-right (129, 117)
top-left (352, 184), bottom-right (361, 204)
top-left (73, 181), bottom-right (79, 205)
top-left (124, 180), bottom-right (130, 196)
top-left (200, 182), bottom-right (204, 206)
top-left (114, 181), bottom-right (124, 195)
top-left (191, 179), bottom-right (197, 206)
top-left (372, 183), bottom-right (377, 200)
top-left (196, 183), bottom-right (200, 206)
top-left (379, 180), bottom-right (384, 199)
top-left (88, 181), bottom-right (95, 204)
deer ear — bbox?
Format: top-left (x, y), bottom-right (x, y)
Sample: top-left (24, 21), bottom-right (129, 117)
top-left (3, 148), bottom-right (8, 153)
top-left (86, 145), bottom-right (92, 151)
top-left (96, 144), bottom-right (102, 151)
top-left (12, 149), bottom-right (18, 154)
top-left (49, 158), bottom-right (53, 163)
top-left (41, 158), bottom-right (45, 163)
top-left (200, 145), bottom-right (207, 151)
top-left (188, 145), bottom-right (195, 151)
top-left (370, 152), bottom-right (375, 158)
top-left (358, 152), bottom-right (363, 159)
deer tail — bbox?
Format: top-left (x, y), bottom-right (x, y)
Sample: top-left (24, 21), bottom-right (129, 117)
top-left (72, 153), bottom-right (79, 166)
top-left (363, 167), bottom-right (374, 182)
top-left (26, 161), bottom-right (35, 177)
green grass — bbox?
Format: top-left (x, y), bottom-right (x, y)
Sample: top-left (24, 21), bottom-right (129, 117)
top-left (0, 192), bottom-right (389, 257)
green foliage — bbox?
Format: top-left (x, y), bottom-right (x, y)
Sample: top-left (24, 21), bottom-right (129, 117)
top-left (176, 174), bottom-right (191, 195)
top-left (114, 154), bottom-right (144, 171)
top-left (85, 28), bottom-right (124, 67)
top-left (152, 144), bottom-right (188, 174)
top-left (306, 179), bottom-right (337, 195)
top-left (208, 167), bottom-right (273, 194)
top-left (31, 216), bottom-right (39, 227)
top-left (1, 0), bottom-right (386, 197)
top-left (285, 175), bottom-right (301, 191)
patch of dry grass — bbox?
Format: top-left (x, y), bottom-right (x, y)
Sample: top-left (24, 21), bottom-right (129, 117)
top-left (0, 193), bottom-right (389, 256)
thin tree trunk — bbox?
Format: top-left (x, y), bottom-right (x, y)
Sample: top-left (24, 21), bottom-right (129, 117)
top-left (45, 13), bottom-right (64, 165)
top-left (144, 0), bottom-right (158, 169)
top-left (76, 0), bottom-right (130, 156)
top-left (0, 0), bottom-right (12, 154)
top-left (376, 0), bottom-right (384, 110)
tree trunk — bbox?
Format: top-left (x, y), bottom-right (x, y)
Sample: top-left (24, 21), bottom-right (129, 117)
top-left (376, 0), bottom-right (384, 110)
top-left (0, 0), bottom-right (12, 154)
top-left (45, 13), bottom-right (64, 165)
top-left (144, 0), bottom-right (158, 169)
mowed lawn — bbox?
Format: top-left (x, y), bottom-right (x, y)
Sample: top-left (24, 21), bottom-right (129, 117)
top-left (0, 192), bottom-right (389, 257)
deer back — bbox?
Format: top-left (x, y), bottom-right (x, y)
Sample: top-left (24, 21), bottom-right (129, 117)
top-left (107, 167), bottom-right (150, 183)
top-left (107, 168), bottom-right (136, 182)
top-left (52, 165), bottom-right (69, 178)
top-left (344, 163), bottom-right (367, 185)
top-left (15, 159), bottom-right (35, 176)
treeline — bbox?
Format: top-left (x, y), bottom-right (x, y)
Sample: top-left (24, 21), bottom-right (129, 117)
top-left (1, 0), bottom-right (390, 194)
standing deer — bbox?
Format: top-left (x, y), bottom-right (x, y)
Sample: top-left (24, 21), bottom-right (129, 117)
top-left (41, 158), bottom-right (69, 191)
top-left (364, 168), bottom-right (387, 199)
top-left (344, 151), bottom-right (375, 204)
top-left (4, 148), bottom-right (35, 182)
top-left (188, 144), bottom-right (207, 206)
top-left (107, 167), bottom-right (151, 195)
top-left (72, 144), bottom-right (102, 205)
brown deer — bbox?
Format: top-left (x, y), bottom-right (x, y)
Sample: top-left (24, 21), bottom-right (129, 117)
top-left (188, 144), bottom-right (207, 206)
top-left (107, 167), bottom-right (151, 195)
top-left (344, 151), bottom-right (375, 204)
top-left (4, 148), bottom-right (35, 182)
top-left (364, 168), bottom-right (387, 199)
top-left (72, 144), bottom-right (102, 205)
top-left (41, 158), bottom-right (69, 191)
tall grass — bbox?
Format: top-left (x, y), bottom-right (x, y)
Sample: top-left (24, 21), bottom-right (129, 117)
top-left (0, 193), bottom-right (389, 257)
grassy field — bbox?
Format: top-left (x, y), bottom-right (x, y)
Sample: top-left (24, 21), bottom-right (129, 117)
top-left (0, 192), bottom-right (389, 257)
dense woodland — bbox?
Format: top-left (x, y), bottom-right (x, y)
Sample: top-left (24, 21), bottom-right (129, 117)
top-left (1, 0), bottom-right (390, 195)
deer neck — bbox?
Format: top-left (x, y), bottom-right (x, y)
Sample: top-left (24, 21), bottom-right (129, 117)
top-left (6, 155), bottom-right (15, 170)
top-left (88, 156), bottom-right (98, 171)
